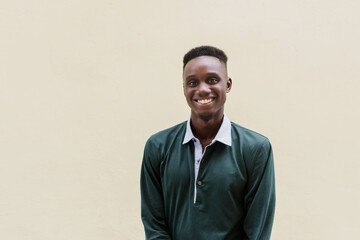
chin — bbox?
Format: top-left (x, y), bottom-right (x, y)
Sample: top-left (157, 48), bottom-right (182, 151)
top-left (192, 107), bottom-right (224, 121)
top-left (192, 111), bottom-right (215, 121)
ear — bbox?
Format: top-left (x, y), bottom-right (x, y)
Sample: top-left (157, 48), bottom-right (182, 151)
top-left (226, 78), bottom-right (232, 93)
top-left (182, 80), bottom-right (186, 96)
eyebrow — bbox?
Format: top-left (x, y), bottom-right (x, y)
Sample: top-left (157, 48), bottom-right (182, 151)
top-left (185, 72), bottom-right (220, 81)
top-left (185, 75), bottom-right (197, 81)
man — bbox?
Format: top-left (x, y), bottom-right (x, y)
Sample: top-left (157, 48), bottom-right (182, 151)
top-left (141, 46), bottom-right (275, 240)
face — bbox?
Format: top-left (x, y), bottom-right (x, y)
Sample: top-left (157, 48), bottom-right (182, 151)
top-left (183, 56), bottom-right (232, 121)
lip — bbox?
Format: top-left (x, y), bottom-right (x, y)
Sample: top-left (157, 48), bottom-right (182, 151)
top-left (194, 97), bottom-right (215, 105)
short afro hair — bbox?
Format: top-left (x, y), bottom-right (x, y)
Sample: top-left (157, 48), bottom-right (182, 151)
top-left (183, 45), bottom-right (228, 69)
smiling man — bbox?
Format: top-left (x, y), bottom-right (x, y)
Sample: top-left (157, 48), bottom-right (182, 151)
top-left (141, 46), bottom-right (275, 240)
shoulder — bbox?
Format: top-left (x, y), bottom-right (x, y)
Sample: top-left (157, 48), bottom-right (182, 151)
top-left (231, 122), bottom-right (270, 144)
top-left (230, 122), bottom-right (273, 175)
top-left (143, 121), bottom-right (187, 166)
top-left (230, 122), bottom-right (272, 157)
top-left (145, 121), bottom-right (187, 149)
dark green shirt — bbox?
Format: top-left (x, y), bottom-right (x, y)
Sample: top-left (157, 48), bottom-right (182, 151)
top-left (141, 121), bottom-right (275, 240)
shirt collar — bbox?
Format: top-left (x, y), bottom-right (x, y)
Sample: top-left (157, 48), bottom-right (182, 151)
top-left (182, 113), bottom-right (232, 146)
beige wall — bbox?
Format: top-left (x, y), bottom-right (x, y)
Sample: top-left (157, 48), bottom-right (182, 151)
top-left (1, 0), bottom-right (359, 239)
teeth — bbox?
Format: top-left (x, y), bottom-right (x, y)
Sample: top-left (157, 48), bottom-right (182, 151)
top-left (198, 98), bottom-right (213, 104)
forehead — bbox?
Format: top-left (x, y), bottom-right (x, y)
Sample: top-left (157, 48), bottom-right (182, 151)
top-left (183, 56), bottom-right (227, 78)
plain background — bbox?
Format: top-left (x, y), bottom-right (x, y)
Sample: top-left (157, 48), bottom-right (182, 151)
top-left (1, 0), bottom-right (359, 239)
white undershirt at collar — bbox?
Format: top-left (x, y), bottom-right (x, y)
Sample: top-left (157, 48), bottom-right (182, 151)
top-left (182, 113), bottom-right (232, 203)
top-left (182, 113), bottom-right (232, 147)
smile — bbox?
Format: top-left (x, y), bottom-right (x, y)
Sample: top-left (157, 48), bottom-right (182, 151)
top-left (195, 98), bottom-right (215, 104)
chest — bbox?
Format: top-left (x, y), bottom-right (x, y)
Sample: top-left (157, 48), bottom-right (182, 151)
top-left (160, 143), bottom-right (247, 199)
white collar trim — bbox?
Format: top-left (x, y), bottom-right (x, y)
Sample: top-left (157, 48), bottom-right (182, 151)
top-left (182, 113), bottom-right (232, 146)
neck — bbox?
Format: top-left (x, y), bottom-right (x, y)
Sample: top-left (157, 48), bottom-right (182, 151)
top-left (190, 110), bottom-right (224, 143)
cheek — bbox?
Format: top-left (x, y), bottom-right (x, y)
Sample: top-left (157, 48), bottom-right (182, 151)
top-left (183, 91), bottom-right (192, 102)
top-left (219, 91), bottom-right (227, 101)
top-left (184, 88), bottom-right (194, 96)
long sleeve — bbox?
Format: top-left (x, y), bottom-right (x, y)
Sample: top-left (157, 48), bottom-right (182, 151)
top-left (243, 139), bottom-right (276, 240)
top-left (140, 139), bottom-right (171, 240)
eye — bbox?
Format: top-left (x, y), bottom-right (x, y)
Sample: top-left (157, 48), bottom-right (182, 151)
top-left (207, 78), bottom-right (219, 84)
top-left (187, 80), bottom-right (198, 87)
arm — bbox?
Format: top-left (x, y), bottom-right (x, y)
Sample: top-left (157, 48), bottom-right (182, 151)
top-left (140, 139), bottom-right (171, 240)
top-left (243, 139), bottom-right (276, 240)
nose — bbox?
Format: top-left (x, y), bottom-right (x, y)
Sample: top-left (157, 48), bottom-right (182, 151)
top-left (197, 82), bottom-right (211, 96)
